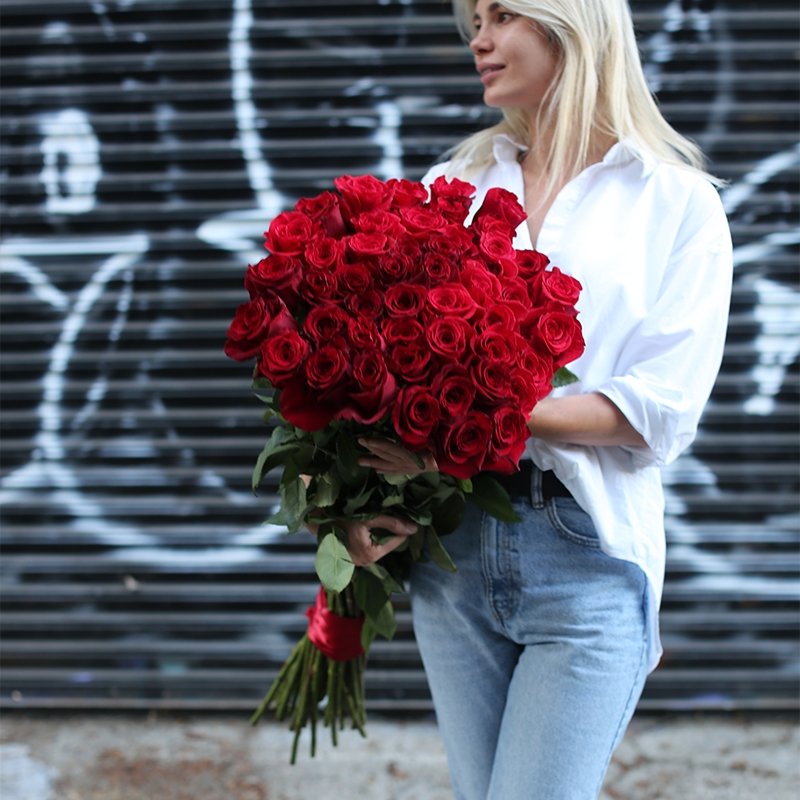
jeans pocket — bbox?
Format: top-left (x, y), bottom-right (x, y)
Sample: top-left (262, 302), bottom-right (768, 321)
top-left (545, 496), bottom-right (602, 548)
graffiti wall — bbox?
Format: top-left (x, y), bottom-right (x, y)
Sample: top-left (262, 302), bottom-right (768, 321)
top-left (1, 0), bottom-right (798, 711)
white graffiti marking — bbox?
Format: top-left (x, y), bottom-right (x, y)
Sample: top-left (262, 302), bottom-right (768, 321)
top-left (38, 109), bottom-right (101, 215)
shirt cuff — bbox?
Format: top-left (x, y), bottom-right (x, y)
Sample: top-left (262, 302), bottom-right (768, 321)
top-left (597, 375), bottom-right (692, 467)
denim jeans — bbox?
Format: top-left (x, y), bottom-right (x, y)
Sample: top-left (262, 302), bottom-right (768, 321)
top-left (409, 467), bottom-right (649, 800)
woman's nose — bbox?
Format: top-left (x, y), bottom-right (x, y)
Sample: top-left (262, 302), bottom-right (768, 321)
top-left (469, 28), bottom-right (492, 55)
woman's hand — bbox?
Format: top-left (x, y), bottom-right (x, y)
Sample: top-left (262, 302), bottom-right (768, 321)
top-left (342, 515), bottom-right (418, 567)
top-left (357, 438), bottom-right (438, 477)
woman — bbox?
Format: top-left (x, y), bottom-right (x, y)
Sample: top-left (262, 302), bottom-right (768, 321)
top-left (344, 1), bottom-right (732, 797)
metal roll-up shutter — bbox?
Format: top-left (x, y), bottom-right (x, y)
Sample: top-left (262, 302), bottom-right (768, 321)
top-left (1, 0), bottom-right (798, 713)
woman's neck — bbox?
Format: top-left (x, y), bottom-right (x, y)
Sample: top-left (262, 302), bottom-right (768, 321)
top-left (519, 131), bottom-right (617, 182)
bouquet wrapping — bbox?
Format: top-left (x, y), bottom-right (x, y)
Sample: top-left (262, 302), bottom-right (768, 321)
top-left (224, 173), bottom-right (583, 761)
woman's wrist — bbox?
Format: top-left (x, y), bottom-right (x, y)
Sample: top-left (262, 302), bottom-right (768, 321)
top-left (528, 393), bottom-right (645, 448)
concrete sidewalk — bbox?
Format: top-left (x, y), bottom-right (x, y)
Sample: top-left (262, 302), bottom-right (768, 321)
top-left (1, 713), bottom-right (797, 800)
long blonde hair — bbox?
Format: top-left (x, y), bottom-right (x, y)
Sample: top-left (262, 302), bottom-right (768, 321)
top-left (449, 0), bottom-right (721, 191)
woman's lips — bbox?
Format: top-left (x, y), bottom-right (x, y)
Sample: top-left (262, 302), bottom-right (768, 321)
top-left (478, 64), bottom-right (504, 84)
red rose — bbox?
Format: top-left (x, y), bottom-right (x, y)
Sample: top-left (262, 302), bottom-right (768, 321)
top-left (376, 251), bottom-right (414, 284)
top-left (339, 350), bottom-right (397, 425)
top-left (535, 311), bottom-right (585, 367)
top-left (304, 237), bottom-right (345, 270)
top-left (500, 276), bottom-right (532, 307)
top-left (471, 187), bottom-right (527, 235)
top-left (515, 248), bottom-right (550, 279)
top-left (224, 295), bottom-right (296, 361)
top-left (540, 267), bottom-right (582, 307)
top-left (510, 361), bottom-right (551, 409)
top-left (264, 210), bottom-right (316, 256)
top-left (460, 262), bottom-right (502, 305)
top-left (244, 255), bottom-right (303, 307)
top-left (385, 283), bottom-right (428, 318)
top-left (382, 317), bottom-right (425, 346)
top-left (279, 377), bottom-right (336, 431)
top-left (399, 206), bottom-right (447, 237)
top-left (295, 191), bottom-right (346, 237)
top-left (392, 385), bottom-right (441, 449)
top-left (483, 405), bottom-right (529, 474)
top-left (257, 330), bottom-right (309, 387)
top-left (295, 190), bottom-right (337, 221)
top-left (426, 317), bottom-right (473, 361)
top-left (481, 301), bottom-right (522, 330)
top-left (429, 175), bottom-right (476, 225)
top-left (427, 283), bottom-right (480, 320)
top-left (432, 365), bottom-right (476, 421)
top-left (334, 174), bottom-right (394, 219)
top-left (516, 339), bottom-right (556, 395)
top-left (337, 262), bottom-right (374, 296)
top-left (304, 304), bottom-right (350, 344)
top-left (472, 360), bottom-right (513, 403)
top-left (305, 345), bottom-right (349, 391)
top-left (437, 411), bottom-right (493, 480)
top-left (298, 267), bottom-right (338, 304)
top-left (386, 177), bottom-right (429, 208)
top-left (352, 210), bottom-right (406, 238)
top-left (422, 252), bottom-right (457, 284)
top-left (346, 288), bottom-right (384, 320)
top-left (494, 255), bottom-right (520, 281)
top-left (347, 232), bottom-right (389, 258)
top-left (479, 229), bottom-right (515, 264)
top-left (392, 237), bottom-right (426, 282)
top-left (387, 342), bottom-right (432, 383)
top-left (426, 225), bottom-right (476, 258)
top-left (346, 316), bottom-right (384, 350)
top-left (471, 325), bottom-right (516, 364)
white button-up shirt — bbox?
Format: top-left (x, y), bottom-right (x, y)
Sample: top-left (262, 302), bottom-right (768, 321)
top-left (423, 135), bottom-right (733, 671)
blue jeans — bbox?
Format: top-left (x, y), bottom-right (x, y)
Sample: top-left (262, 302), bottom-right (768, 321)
top-left (409, 469), bottom-right (649, 800)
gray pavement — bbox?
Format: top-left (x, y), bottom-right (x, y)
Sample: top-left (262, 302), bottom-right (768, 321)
top-left (1, 713), bottom-right (797, 800)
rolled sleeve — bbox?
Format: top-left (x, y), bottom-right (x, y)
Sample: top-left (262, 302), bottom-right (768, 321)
top-left (597, 197), bottom-right (733, 467)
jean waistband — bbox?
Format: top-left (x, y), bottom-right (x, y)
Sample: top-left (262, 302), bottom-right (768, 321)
top-left (493, 461), bottom-right (571, 502)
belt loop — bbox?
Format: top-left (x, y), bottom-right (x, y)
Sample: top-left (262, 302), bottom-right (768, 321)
top-left (530, 464), bottom-right (545, 509)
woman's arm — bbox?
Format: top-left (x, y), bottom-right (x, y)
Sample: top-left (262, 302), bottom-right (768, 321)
top-left (527, 393), bottom-right (646, 448)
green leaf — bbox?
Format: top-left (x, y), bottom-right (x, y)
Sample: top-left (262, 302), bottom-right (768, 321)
top-left (336, 433), bottom-right (368, 487)
top-left (382, 472), bottom-right (412, 487)
top-left (266, 506), bottom-right (294, 526)
top-left (471, 474), bottom-right (522, 523)
top-left (315, 532), bottom-right (355, 592)
top-left (403, 509), bottom-right (432, 527)
top-left (426, 527), bottom-right (458, 573)
top-left (430, 490), bottom-right (466, 535)
top-left (343, 486), bottom-right (377, 515)
top-left (360, 618), bottom-right (377, 651)
top-left (251, 376), bottom-right (275, 403)
top-left (251, 426), bottom-right (298, 492)
top-left (407, 529), bottom-right (424, 561)
top-left (353, 569), bottom-right (391, 621)
top-left (368, 598), bottom-right (397, 640)
top-left (551, 366), bottom-right (579, 388)
top-left (363, 562), bottom-right (405, 595)
top-left (279, 460), bottom-right (307, 524)
top-left (457, 478), bottom-right (473, 493)
top-left (380, 493), bottom-right (405, 508)
top-left (312, 471), bottom-right (341, 508)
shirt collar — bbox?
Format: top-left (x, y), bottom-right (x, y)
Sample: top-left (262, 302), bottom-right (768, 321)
top-left (490, 134), bottom-right (658, 178)
top-left (602, 138), bottom-right (658, 177)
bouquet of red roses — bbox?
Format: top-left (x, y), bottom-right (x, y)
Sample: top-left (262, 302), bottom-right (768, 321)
top-left (224, 173), bottom-right (583, 761)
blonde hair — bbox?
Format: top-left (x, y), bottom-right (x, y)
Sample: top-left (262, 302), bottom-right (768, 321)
top-left (448, 0), bottom-right (721, 192)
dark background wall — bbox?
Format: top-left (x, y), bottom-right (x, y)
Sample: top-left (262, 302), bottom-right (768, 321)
top-left (1, 0), bottom-right (798, 713)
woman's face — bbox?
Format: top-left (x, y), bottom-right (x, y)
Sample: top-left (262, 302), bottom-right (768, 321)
top-left (469, 0), bottom-right (558, 117)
